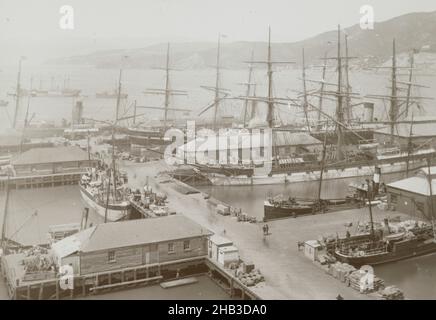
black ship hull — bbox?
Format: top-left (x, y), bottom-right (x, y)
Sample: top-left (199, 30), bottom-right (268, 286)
top-left (263, 199), bottom-right (355, 221)
top-left (334, 237), bottom-right (436, 267)
top-left (264, 200), bottom-right (317, 220)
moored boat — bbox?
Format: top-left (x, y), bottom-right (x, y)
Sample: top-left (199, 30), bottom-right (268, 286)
top-left (79, 168), bottom-right (131, 221)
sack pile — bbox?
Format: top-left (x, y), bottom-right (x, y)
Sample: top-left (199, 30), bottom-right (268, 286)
top-left (327, 262), bottom-right (356, 282)
top-left (237, 268), bottom-right (264, 287)
top-left (379, 285), bottom-right (404, 300)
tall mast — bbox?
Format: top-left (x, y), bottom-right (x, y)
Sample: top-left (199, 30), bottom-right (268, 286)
top-left (266, 27), bottom-right (274, 128)
top-left (365, 43), bottom-right (432, 129)
top-left (251, 84), bottom-right (257, 120)
top-left (405, 114), bottom-right (414, 177)
top-left (113, 66), bottom-right (123, 201)
top-left (104, 168), bottom-right (112, 224)
top-left (302, 48), bottom-right (311, 132)
top-left (405, 51), bottom-right (414, 118)
top-left (1, 177), bottom-right (10, 250)
top-left (141, 45), bottom-right (188, 127)
top-left (115, 68), bottom-right (123, 123)
top-left (133, 100), bottom-right (137, 125)
top-left (20, 94), bottom-right (31, 153)
top-left (163, 43), bottom-right (171, 130)
top-left (344, 35), bottom-right (352, 123)
top-left (12, 57), bottom-right (24, 129)
top-left (111, 126), bottom-right (118, 202)
top-left (335, 25), bottom-right (345, 161)
top-left (427, 157), bottom-right (435, 224)
top-left (389, 39), bottom-right (398, 145)
top-left (318, 124), bottom-right (328, 201)
top-left (367, 178), bottom-right (375, 238)
top-left (317, 52), bottom-right (328, 129)
top-left (213, 34), bottom-right (222, 130)
top-left (243, 50), bottom-right (255, 128)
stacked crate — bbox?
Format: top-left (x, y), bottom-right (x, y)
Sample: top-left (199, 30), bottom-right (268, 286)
top-left (346, 269), bottom-right (385, 293)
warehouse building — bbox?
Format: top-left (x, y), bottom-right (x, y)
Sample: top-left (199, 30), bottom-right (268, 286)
top-left (51, 215), bottom-right (212, 276)
top-left (11, 146), bottom-right (95, 177)
top-left (177, 129), bottom-right (322, 165)
top-left (386, 167), bottom-right (436, 219)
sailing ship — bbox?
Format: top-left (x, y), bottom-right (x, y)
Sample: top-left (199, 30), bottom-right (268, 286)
top-left (127, 43), bottom-right (190, 146)
top-left (191, 27), bottom-right (436, 186)
top-left (332, 159), bottom-right (436, 267)
top-left (79, 68), bottom-right (132, 222)
top-left (79, 165), bottom-right (131, 221)
top-left (263, 166), bottom-right (386, 221)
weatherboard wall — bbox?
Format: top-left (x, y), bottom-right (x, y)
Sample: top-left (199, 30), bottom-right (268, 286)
top-left (78, 236), bottom-right (209, 275)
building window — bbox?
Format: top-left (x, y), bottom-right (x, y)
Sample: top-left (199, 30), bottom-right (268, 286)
top-left (183, 240), bottom-right (190, 251)
top-left (168, 242), bottom-right (175, 253)
top-left (390, 194), bottom-right (398, 204)
top-left (416, 201), bottom-right (425, 214)
top-left (108, 251), bottom-right (116, 263)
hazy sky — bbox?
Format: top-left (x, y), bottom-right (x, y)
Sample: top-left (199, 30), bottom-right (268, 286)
top-left (0, 0), bottom-right (436, 64)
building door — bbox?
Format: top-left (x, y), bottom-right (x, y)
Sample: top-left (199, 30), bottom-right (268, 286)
top-left (142, 245), bottom-right (150, 265)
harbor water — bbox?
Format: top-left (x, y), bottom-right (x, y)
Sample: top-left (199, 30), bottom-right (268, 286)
top-left (0, 185), bottom-right (236, 300)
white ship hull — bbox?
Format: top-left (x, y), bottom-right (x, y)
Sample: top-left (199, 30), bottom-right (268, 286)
top-left (206, 159), bottom-right (428, 186)
top-left (79, 186), bottom-right (130, 221)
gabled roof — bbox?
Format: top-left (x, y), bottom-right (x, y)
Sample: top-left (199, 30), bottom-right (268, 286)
top-left (179, 130), bottom-right (321, 153)
top-left (209, 234), bottom-right (233, 246)
top-left (0, 135), bottom-right (21, 147)
top-left (11, 146), bottom-right (88, 165)
top-left (387, 176), bottom-right (436, 196)
top-left (52, 227), bottom-right (96, 258)
top-left (53, 215), bottom-right (212, 255)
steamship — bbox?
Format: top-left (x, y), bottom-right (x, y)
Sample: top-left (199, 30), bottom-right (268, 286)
top-left (331, 170), bottom-right (436, 267)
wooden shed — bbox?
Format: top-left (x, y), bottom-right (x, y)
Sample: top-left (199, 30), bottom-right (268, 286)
top-left (51, 215), bottom-right (212, 276)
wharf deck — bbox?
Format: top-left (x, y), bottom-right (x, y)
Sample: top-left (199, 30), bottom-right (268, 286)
top-left (0, 171), bottom-right (85, 190)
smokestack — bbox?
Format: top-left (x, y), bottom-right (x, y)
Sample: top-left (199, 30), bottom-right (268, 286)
top-left (373, 166), bottom-right (381, 195)
top-left (72, 100), bottom-right (84, 125)
top-left (384, 218), bottom-right (390, 234)
top-left (364, 102), bottom-right (374, 122)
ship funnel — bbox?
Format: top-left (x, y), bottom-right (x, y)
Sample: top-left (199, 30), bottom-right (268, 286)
top-left (72, 100), bottom-right (84, 125)
top-left (384, 218), bottom-right (390, 234)
top-left (364, 102), bottom-right (374, 122)
top-left (373, 166), bottom-right (381, 195)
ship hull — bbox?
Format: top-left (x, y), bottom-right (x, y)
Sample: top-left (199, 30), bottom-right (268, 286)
top-left (335, 240), bottom-right (436, 267)
top-left (206, 159), bottom-right (428, 186)
top-left (264, 201), bottom-right (316, 221)
top-left (79, 186), bottom-right (130, 222)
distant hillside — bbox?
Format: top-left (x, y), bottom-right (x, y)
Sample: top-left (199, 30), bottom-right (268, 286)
top-left (48, 11), bottom-right (436, 69)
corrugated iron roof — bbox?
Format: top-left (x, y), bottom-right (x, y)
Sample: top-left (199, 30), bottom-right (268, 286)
top-left (0, 135), bottom-right (21, 147)
top-left (180, 130), bottom-right (321, 153)
top-left (387, 176), bottom-right (436, 196)
top-left (52, 227), bottom-right (96, 259)
top-left (11, 146), bottom-right (88, 165)
top-left (54, 215), bottom-right (212, 255)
